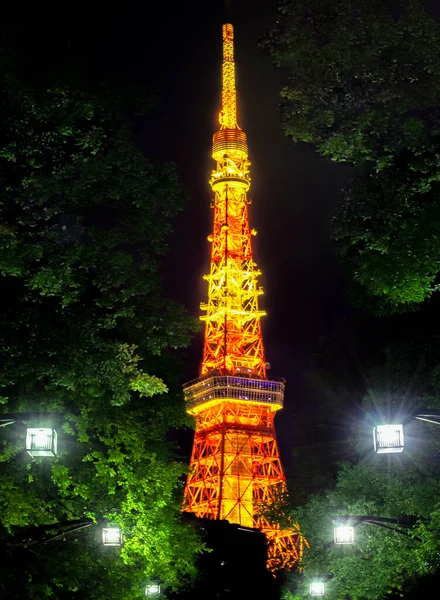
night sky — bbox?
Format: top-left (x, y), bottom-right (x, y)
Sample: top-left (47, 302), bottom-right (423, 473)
top-left (11, 0), bottom-right (372, 472)
top-left (113, 0), bottom-right (354, 467)
top-left (138, 0), bottom-right (350, 366)
top-left (134, 0), bottom-right (352, 465)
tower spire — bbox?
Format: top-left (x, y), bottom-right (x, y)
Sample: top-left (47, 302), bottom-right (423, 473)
top-left (219, 23), bottom-right (238, 129)
top-left (183, 22), bottom-right (304, 573)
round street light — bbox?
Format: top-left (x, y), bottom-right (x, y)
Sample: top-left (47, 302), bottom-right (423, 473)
top-left (309, 582), bottom-right (325, 596)
top-left (332, 515), bottom-right (420, 540)
top-left (334, 525), bottom-right (354, 544)
top-left (373, 424), bottom-right (404, 454)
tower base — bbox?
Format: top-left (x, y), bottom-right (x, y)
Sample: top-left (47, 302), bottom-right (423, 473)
top-left (183, 373), bottom-right (304, 571)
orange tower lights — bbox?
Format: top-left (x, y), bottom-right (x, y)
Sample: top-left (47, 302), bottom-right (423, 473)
top-left (182, 23), bottom-right (304, 571)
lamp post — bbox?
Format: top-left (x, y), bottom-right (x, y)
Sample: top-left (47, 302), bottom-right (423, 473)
top-left (8, 518), bottom-right (125, 548)
top-left (332, 515), bottom-right (419, 541)
top-left (9, 518), bottom-right (94, 548)
top-left (373, 410), bottom-right (440, 454)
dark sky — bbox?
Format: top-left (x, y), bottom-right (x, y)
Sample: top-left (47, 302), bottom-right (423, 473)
top-left (13, 0), bottom-right (440, 487)
top-left (135, 4), bottom-right (349, 353)
top-left (132, 0), bottom-right (351, 462)
top-left (10, 0), bottom-right (359, 469)
top-left (105, 0), bottom-right (354, 466)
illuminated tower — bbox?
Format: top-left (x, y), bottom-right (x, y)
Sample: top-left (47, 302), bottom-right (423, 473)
top-left (183, 23), bottom-right (303, 571)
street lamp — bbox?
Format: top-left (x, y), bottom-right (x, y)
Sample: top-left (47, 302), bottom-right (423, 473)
top-left (334, 525), bottom-right (354, 544)
top-left (25, 427), bottom-right (57, 457)
top-left (102, 527), bottom-right (122, 546)
top-left (145, 581), bottom-right (161, 597)
top-left (373, 424), bottom-right (404, 454)
top-left (9, 518), bottom-right (128, 548)
top-left (1, 414), bottom-right (59, 457)
top-left (309, 582), bottom-right (325, 596)
top-left (332, 515), bottom-right (419, 540)
top-left (373, 410), bottom-right (440, 454)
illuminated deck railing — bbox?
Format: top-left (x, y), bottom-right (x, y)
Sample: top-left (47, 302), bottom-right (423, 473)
top-left (184, 374), bottom-right (285, 412)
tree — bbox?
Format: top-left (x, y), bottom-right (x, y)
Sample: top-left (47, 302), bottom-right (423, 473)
top-left (281, 343), bottom-right (440, 600)
top-left (0, 19), bottom-right (202, 599)
top-left (262, 0), bottom-right (440, 313)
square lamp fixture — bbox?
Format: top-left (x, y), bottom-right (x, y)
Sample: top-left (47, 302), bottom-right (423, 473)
top-left (26, 428), bottom-right (57, 457)
top-left (334, 525), bottom-right (355, 544)
top-left (102, 527), bottom-right (122, 546)
top-left (145, 582), bottom-right (161, 597)
top-left (373, 424), bottom-right (404, 454)
top-left (310, 582), bottom-right (325, 596)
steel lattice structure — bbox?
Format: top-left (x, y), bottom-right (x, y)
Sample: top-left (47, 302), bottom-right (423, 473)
top-left (183, 23), bottom-right (304, 572)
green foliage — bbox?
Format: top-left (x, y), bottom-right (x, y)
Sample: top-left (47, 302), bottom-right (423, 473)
top-left (290, 461), bottom-right (440, 600)
top-left (333, 171), bottom-right (440, 314)
top-left (0, 26), bottom-right (202, 599)
top-left (263, 0), bottom-right (440, 312)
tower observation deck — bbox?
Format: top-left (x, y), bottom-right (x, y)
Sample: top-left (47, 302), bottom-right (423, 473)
top-left (182, 23), bottom-right (304, 571)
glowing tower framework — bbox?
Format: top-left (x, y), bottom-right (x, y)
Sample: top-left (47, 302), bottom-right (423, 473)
top-left (183, 23), bottom-right (303, 571)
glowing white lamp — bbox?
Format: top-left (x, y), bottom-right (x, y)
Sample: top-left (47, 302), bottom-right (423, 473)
top-left (373, 424), bottom-right (404, 453)
top-left (334, 526), bottom-right (354, 544)
top-left (25, 428), bottom-right (57, 457)
top-left (102, 527), bottom-right (122, 546)
top-left (145, 582), bottom-right (161, 597)
top-left (310, 582), bottom-right (325, 596)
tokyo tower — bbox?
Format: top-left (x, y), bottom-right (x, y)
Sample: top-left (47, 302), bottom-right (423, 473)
top-left (182, 22), bottom-right (303, 571)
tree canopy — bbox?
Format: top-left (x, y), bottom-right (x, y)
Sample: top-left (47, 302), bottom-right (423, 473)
top-left (0, 18), bottom-right (202, 599)
top-left (263, 0), bottom-right (440, 313)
